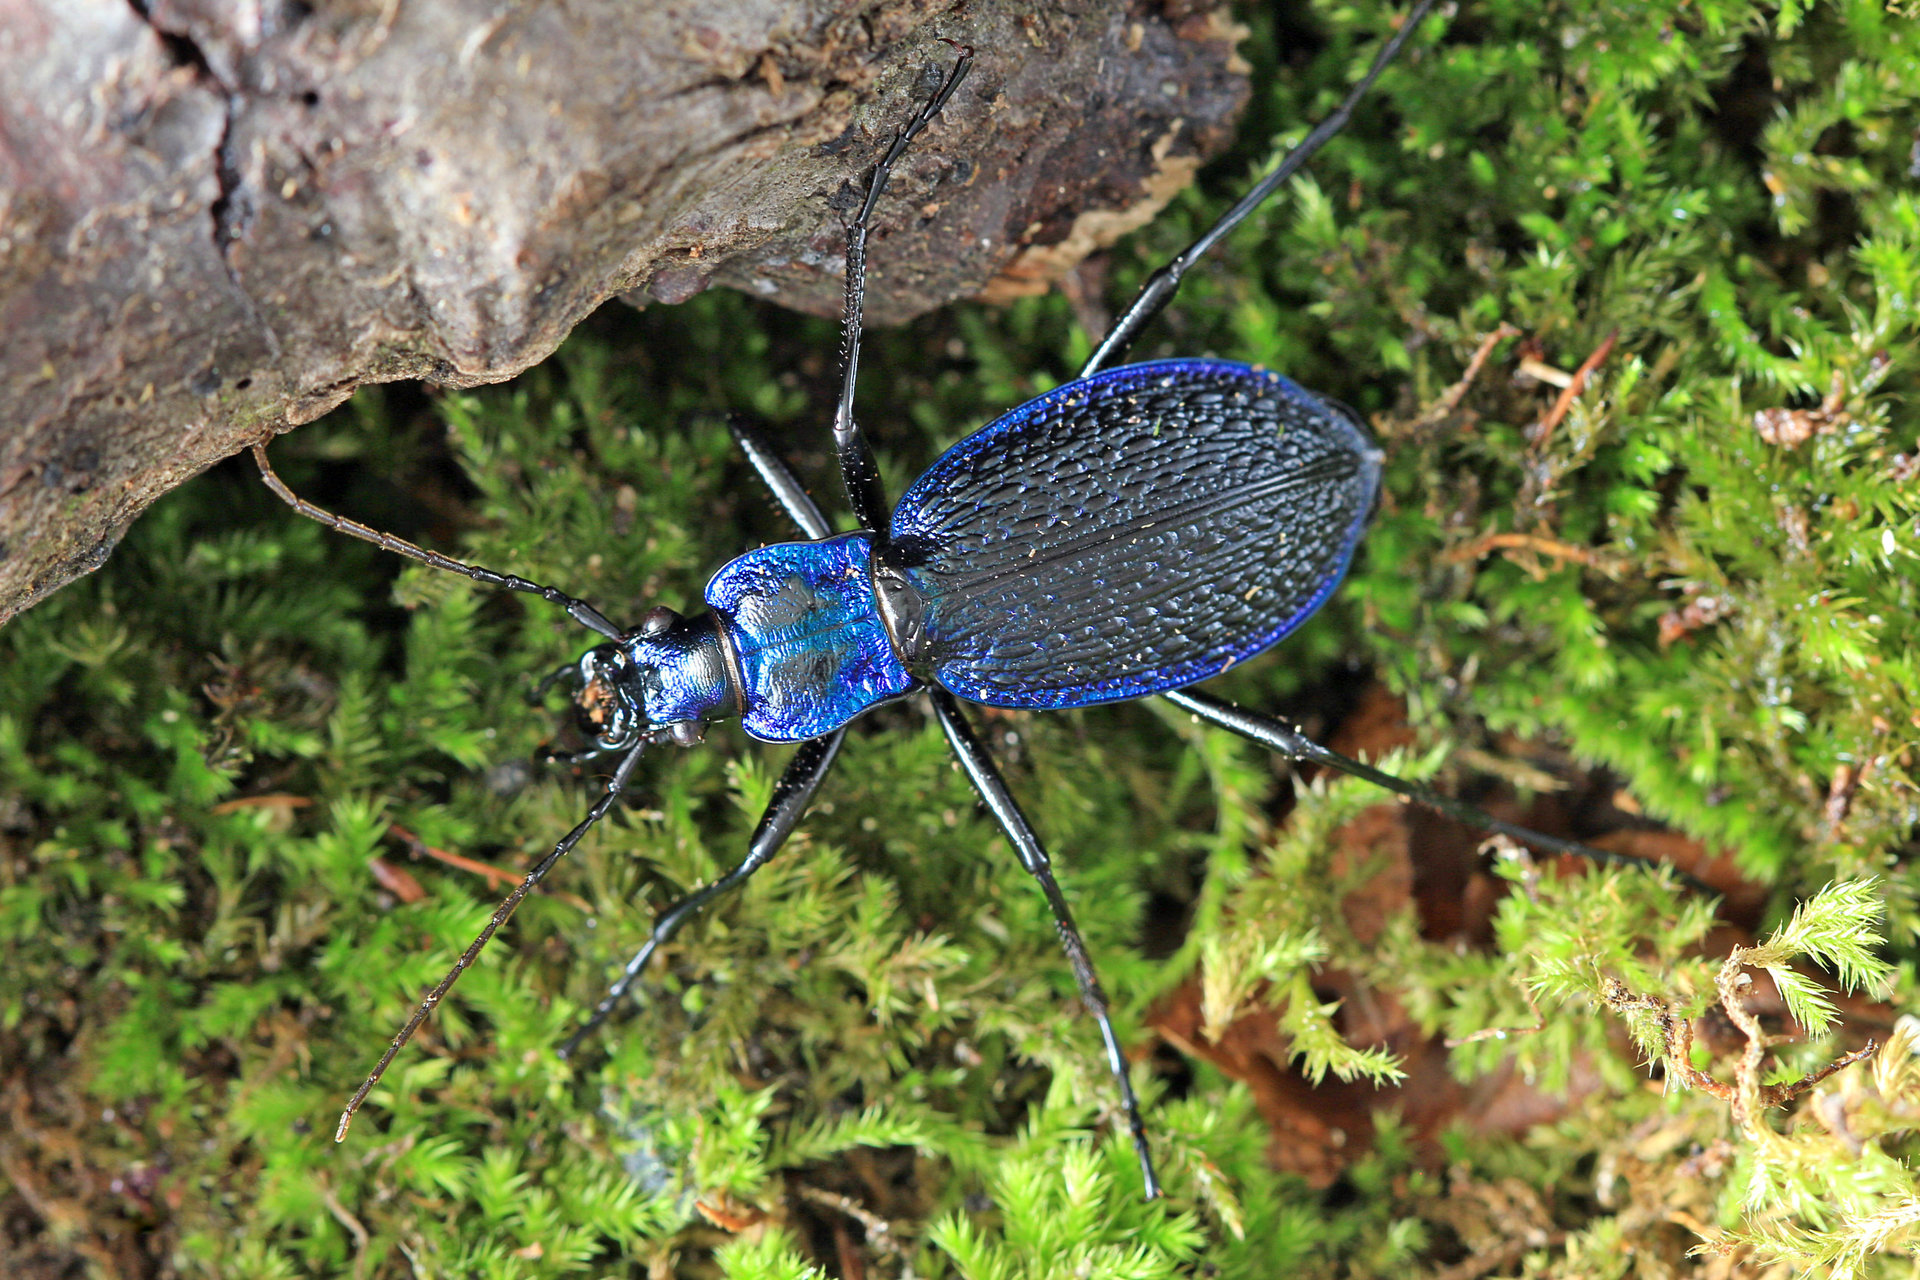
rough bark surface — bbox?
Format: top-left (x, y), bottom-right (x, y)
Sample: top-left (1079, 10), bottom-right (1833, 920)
top-left (0, 0), bottom-right (1248, 625)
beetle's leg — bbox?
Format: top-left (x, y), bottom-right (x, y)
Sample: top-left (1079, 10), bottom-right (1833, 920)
top-left (530, 660), bottom-right (582, 704)
top-left (831, 49), bottom-right (973, 532)
top-left (1160, 688), bottom-right (1705, 887)
top-left (255, 444), bottom-right (624, 641)
top-left (557, 728), bottom-right (848, 1057)
top-left (337, 738), bottom-right (651, 1141)
top-left (1081, 0), bottom-right (1438, 377)
top-left (726, 414), bottom-right (833, 540)
top-left (527, 665), bottom-right (614, 764)
top-left (930, 689), bottom-right (1163, 1201)
top-left (537, 744), bottom-right (613, 767)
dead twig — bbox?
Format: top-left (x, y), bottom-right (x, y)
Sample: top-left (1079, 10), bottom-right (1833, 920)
top-left (386, 823), bottom-right (594, 914)
top-left (1527, 330), bottom-right (1618, 456)
top-left (1414, 322), bottom-right (1522, 429)
top-left (1442, 530), bottom-right (1627, 579)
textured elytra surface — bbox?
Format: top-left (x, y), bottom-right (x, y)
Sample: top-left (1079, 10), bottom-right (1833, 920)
top-left (887, 360), bottom-right (1380, 707)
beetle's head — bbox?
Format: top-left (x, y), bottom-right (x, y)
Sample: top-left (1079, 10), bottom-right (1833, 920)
top-left (565, 606), bottom-right (738, 753)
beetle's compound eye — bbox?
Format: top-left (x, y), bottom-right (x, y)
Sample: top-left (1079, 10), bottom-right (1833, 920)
top-left (636, 605), bottom-right (680, 636)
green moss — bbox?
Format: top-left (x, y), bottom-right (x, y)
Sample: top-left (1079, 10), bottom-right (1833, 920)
top-left (4, 0), bottom-right (1918, 1276)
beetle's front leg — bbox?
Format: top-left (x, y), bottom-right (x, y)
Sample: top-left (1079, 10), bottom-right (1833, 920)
top-left (558, 728), bottom-right (848, 1057)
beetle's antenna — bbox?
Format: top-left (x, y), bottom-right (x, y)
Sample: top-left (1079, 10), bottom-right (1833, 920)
top-left (1083, 0), bottom-right (1440, 376)
top-left (335, 739), bottom-right (649, 1141)
top-left (254, 444), bottom-right (624, 641)
top-left (831, 46), bottom-right (974, 533)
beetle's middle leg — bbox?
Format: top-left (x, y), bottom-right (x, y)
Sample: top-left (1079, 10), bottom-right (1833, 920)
top-left (930, 688), bottom-right (1164, 1201)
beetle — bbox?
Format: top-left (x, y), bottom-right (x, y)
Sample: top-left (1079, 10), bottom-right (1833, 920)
top-left (255, 0), bottom-right (1647, 1198)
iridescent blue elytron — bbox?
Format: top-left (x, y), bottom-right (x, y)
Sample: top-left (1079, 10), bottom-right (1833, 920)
top-left (578, 358), bottom-right (1379, 743)
top-left (267, 0), bottom-right (1635, 1206)
top-left (884, 359), bottom-right (1379, 710)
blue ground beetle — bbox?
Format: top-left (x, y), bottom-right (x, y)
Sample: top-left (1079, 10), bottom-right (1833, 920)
top-left (256, 0), bottom-right (1642, 1199)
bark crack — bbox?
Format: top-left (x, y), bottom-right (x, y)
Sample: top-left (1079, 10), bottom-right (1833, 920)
top-left (122, 1), bottom-right (249, 274)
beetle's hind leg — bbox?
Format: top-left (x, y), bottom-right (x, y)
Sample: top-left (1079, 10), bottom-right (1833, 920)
top-left (829, 47), bottom-right (972, 532)
top-left (1160, 688), bottom-right (1701, 885)
top-left (558, 728), bottom-right (848, 1058)
top-left (930, 689), bottom-right (1164, 1201)
top-left (1079, 0), bottom-right (1438, 376)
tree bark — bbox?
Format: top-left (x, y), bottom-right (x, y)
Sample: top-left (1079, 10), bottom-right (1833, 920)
top-left (0, 0), bottom-right (1247, 624)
